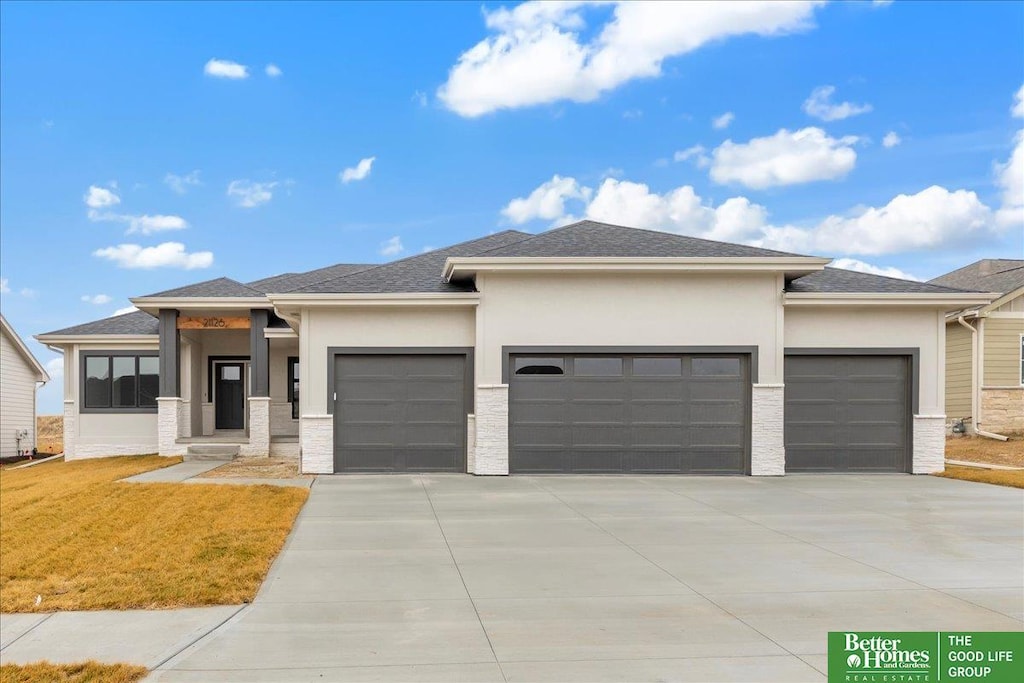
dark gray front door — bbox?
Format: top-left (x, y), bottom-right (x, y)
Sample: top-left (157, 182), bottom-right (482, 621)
top-left (785, 355), bottom-right (910, 472)
top-left (333, 355), bottom-right (466, 473)
top-left (215, 362), bottom-right (245, 430)
top-left (509, 354), bottom-right (749, 474)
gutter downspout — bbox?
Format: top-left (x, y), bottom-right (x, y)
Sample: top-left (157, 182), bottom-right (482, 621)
top-left (957, 314), bottom-right (1009, 442)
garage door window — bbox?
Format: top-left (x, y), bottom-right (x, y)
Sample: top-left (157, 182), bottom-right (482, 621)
top-left (514, 358), bottom-right (564, 375)
top-left (633, 357), bottom-right (682, 376)
top-left (574, 357), bottom-right (623, 376)
top-left (692, 358), bottom-right (741, 376)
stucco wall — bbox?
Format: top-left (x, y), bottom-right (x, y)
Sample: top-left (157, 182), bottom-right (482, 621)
top-left (945, 320), bottom-right (973, 420)
top-left (475, 272), bottom-right (783, 384)
top-left (301, 306), bottom-right (476, 415)
top-left (0, 326), bottom-right (41, 458)
top-left (784, 307), bottom-right (945, 415)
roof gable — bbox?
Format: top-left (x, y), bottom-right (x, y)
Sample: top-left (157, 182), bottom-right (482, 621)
top-left (1, 314), bottom-right (49, 381)
top-left (471, 220), bottom-right (816, 259)
top-left (248, 263), bottom-right (373, 293)
top-left (928, 259), bottom-right (1024, 294)
top-left (787, 268), bottom-right (974, 294)
top-left (38, 310), bottom-right (159, 337)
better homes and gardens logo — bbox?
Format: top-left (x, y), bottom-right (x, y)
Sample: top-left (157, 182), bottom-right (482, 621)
top-left (828, 632), bottom-right (1023, 683)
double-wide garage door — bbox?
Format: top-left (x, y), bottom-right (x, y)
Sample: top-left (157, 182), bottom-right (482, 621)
top-left (333, 355), bottom-right (466, 473)
top-left (784, 355), bottom-right (910, 473)
top-left (509, 353), bottom-right (750, 474)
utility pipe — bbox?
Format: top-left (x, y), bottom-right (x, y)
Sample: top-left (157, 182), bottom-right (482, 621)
top-left (956, 314), bottom-right (1009, 442)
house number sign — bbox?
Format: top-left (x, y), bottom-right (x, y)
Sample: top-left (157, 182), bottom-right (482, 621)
top-left (177, 316), bottom-right (251, 330)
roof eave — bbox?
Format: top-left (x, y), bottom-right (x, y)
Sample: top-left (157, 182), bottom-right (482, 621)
top-left (34, 334), bottom-right (160, 345)
top-left (130, 296), bottom-right (274, 314)
top-left (443, 256), bottom-right (832, 281)
top-left (267, 292), bottom-right (481, 307)
top-left (785, 292), bottom-right (999, 308)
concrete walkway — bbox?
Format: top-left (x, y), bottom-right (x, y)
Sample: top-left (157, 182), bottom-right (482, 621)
top-left (120, 460), bottom-right (313, 487)
top-left (3, 474), bottom-right (1021, 682)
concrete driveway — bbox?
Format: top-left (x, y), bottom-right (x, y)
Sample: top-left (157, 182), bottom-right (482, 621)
top-left (151, 474), bottom-right (1023, 682)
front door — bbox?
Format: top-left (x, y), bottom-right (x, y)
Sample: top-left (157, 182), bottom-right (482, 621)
top-left (215, 362), bottom-right (245, 430)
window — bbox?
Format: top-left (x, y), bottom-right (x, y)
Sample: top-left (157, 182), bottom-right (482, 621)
top-left (514, 357), bottom-right (564, 375)
top-left (633, 357), bottom-right (681, 376)
top-left (692, 357), bottom-right (741, 377)
top-left (82, 353), bottom-right (159, 412)
top-left (574, 357), bottom-right (623, 376)
top-left (288, 357), bottom-right (300, 419)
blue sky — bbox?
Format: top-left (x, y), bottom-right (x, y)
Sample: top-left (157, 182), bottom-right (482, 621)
top-left (1, 0), bottom-right (1022, 414)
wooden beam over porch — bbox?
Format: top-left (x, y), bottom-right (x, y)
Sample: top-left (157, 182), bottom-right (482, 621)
top-left (177, 316), bottom-right (251, 330)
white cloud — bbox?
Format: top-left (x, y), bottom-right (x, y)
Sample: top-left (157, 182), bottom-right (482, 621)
top-left (882, 131), bottom-right (902, 148)
top-left (114, 305), bottom-right (139, 316)
top-left (126, 214), bottom-right (188, 235)
top-left (1013, 84), bottom-right (1024, 118)
top-left (93, 242), bottom-right (214, 269)
top-left (340, 157), bottom-right (376, 184)
top-left (45, 358), bottom-right (63, 378)
top-left (412, 90), bottom-right (428, 107)
top-left (438, 1), bottom-right (824, 117)
top-left (84, 185), bottom-right (120, 209)
top-left (673, 144), bottom-right (710, 167)
top-left (204, 58), bottom-right (249, 79)
top-left (81, 294), bottom-right (112, 305)
top-left (710, 127), bottom-right (858, 189)
top-left (994, 130), bottom-right (1023, 227)
top-left (802, 85), bottom-right (872, 121)
top-left (164, 170), bottom-right (201, 194)
top-left (502, 175), bottom-right (592, 224)
top-left (265, 63), bottom-right (282, 78)
top-left (712, 111), bottom-right (735, 129)
top-left (227, 179), bottom-right (278, 208)
top-left (0, 278), bottom-right (8, 293)
top-left (757, 185), bottom-right (994, 256)
top-left (830, 258), bottom-right (919, 281)
top-left (379, 236), bottom-right (404, 256)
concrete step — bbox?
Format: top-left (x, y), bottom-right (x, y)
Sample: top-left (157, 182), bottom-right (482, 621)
top-left (185, 445), bottom-right (240, 461)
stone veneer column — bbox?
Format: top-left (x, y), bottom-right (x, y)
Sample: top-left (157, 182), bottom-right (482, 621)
top-left (466, 414), bottom-right (477, 473)
top-left (473, 385), bottom-right (509, 475)
top-left (750, 384), bottom-right (785, 476)
top-left (62, 399), bottom-right (76, 460)
top-left (912, 415), bottom-right (946, 474)
top-left (300, 415), bottom-right (334, 474)
top-left (157, 397), bottom-right (185, 456)
top-left (243, 396), bottom-right (271, 457)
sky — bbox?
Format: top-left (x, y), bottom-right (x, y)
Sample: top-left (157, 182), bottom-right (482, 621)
top-left (1, 0), bottom-right (1022, 414)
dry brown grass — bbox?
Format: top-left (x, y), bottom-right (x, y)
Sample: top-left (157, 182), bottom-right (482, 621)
top-left (0, 455), bottom-right (307, 612)
top-left (945, 436), bottom-right (1024, 468)
top-left (35, 415), bottom-right (63, 455)
top-left (935, 465), bottom-right (1024, 489)
top-left (0, 661), bottom-right (148, 683)
top-left (203, 457), bottom-right (311, 479)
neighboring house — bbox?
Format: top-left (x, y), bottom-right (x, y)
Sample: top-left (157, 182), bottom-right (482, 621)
top-left (36, 221), bottom-right (993, 475)
top-left (1, 314), bottom-right (50, 459)
top-left (929, 259), bottom-right (1024, 436)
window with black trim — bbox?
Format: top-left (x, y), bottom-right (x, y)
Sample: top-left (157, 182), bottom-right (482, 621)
top-left (82, 353), bottom-right (159, 411)
top-left (288, 357), bottom-right (300, 419)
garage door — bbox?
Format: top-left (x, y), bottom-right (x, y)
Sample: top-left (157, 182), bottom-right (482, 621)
top-left (509, 353), bottom-right (749, 474)
top-left (784, 355), bottom-right (910, 473)
top-left (333, 355), bottom-right (466, 473)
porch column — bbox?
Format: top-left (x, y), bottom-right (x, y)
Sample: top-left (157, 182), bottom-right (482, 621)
top-left (246, 309), bottom-right (271, 456)
top-left (157, 309), bottom-right (185, 456)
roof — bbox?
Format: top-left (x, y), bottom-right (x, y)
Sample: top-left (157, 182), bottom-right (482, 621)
top-left (248, 264), bottom-right (373, 293)
top-left (472, 220), bottom-right (815, 259)
top-left (295, 230), bottom-right (534, 293)
top-left (1, 314), bottom-right (49, 381)
top-left (38, 310), bottom-right (159, 337)
top-left (141, 277), bottom-right (265, 298)
top-left (927, 259), bottom-right (1024, 295)
top-left (787, 268), bottom-right (974, 294)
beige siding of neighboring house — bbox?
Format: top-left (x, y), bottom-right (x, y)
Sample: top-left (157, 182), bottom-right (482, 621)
top-left (0, 327), bottom-right (40, 459)
top-left (982, 316), bottom-right (1024, 386)
top-left (945, 321), bottom-right (973, 420)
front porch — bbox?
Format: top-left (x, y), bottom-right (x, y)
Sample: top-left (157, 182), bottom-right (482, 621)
top-left (154, 308), bottom-right (300, 458)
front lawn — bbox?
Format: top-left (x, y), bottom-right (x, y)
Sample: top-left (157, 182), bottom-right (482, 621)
top-left (0, 661), bottom-right (147, 683)
top-left (0, 456), bottom-right (307, 612)
top-left (945, 435), bottom-right (1024, 468)
top-left (935, 465), bottom-right (1024, 489)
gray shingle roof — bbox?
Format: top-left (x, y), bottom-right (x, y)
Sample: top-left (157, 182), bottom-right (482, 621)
top-left (39, 310), bottom-right (159, 336)
top-left (927, 259), bottom-right (1024, 295)
top-left (248, 264), bottom-right (373, 293)
top-left (473, 220), bottom-right (815, 259)
top-left (787, 268), bottom-right (974, 294)
top-left (296, 230), bottom-right (534, 293)
top-left (142, 277), bottom-right (264, 298)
